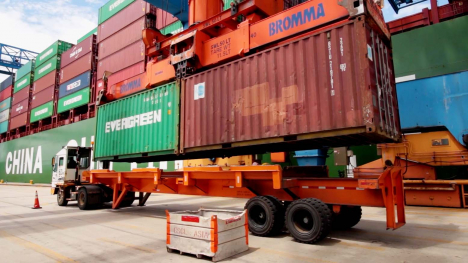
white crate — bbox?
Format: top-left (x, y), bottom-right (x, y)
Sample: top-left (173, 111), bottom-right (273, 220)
top-left (166, 209), bottom-right (249, 262)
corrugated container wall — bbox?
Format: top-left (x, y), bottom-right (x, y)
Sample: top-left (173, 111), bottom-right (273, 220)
top-left (155, 8), bottom-right (178, 29)
top-left (0, 75), bottom-right (14, 91)
top-left (33, 70), bottom-right (57, 94)
top-left (14, 73), bottom-right (32, 93)
top-left (393, 16), bottom-right (468, 81)
top-left (61, 35), bottom-right (96, 68)
top-left (10, 112), bottom-right (28, 130)
top-left (35, 40), bottom-right (73, 68)
top-left (57, 88), bottom-right (90, 114)
top-left (95, 61), bottom-right (145, 97)
top-left (15, 61), bottom-right (35, 81)
top-left (0, 97), bottom-right (10, 112)
top-left (11, 99), bottom-right (29, 118)
top-left (30, 101), bottom-right (54, 123)
top-left (0, 86), bottom-right (13, 101)
top-left (31, 86), bottom-right (55, 109)
top-left (99, 0), bottom-right (135, 24)
top-left (94, 82), bottom-right (179, 160)
top-left (12, 87), bottom-right (29, 104)
top-left (34, 56), bottom-right (61, 82)
top-left (0, 120), bottom-right (8, 134)
top-left (59, 71), bottom-right (92, 98)
top-left (182, 18), bottom-right (400, 154)
top-left (0, 109), bottom-right (9, 123)
top-left (60, 53), bottom-right (94, 84)
top-left (97, 41), bottom-right (145, 80)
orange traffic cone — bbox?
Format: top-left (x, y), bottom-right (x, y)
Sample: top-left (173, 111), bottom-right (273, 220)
top-left (32, 191), bottom-right (42, 209)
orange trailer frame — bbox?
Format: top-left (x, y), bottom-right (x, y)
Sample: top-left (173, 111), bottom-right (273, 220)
top-left (82, 165), bottom-right (406, 230)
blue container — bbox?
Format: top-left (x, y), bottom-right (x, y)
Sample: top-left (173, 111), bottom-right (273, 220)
top-left (58, 71), bottom-right (91, 99)
top-left (397, 71), bottom-right (468, 146)
top-left (294, 149), bottom-right (327, 166)
top-left (0, 75), bottom-right (14, 91)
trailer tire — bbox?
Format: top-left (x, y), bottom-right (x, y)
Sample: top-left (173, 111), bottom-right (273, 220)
top-left (332, 206), bottom-right (362, 230)
top-left (120, 191), bottom-right (136, 207)
top-left (264, 196), bottom-right (285, 235)
top-left (57, 188), bottom-right (68, 206)
top-left (285, 198), bottom-right (332, 244)
top-left (245, 196), bottom-right (284, 236)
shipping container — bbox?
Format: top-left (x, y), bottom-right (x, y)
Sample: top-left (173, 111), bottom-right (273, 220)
top-left (107, 72), bottom-right (146, 100)
top-left (0, 98), bottom-right (11, 112)
top-left (97, 61), bottom-right (145, 92)
top-left (393, 16), bottom-right (468, 81)
top-left (14, 73), bottom-right (32, 93)
top-left (98, 16), bottom-right (152, 60)
top-left (94, 82), bottom-right (179, 160)
top-left (0, 85), bottom-right (12, 101)
top-left (57, 87), bottom-right (90, 114)
top-left (10, 99), bottom-right (29, 118)
top-left (0, 109), bottom-right (9, 123)
top-left (30, 101), bottom-right (54, 123)
top-left (99, 0), bottom-right (135, 25)
top-left (61, 35), bottom-right (96, 68)
top-left (12, 87), bottom-right (30, 104)
top-left (155, 8), bottom-right (179, 29)
top-left (34, 56), bottom-right (61, 82)
top-left (160, 21), bottom-right (183, 35)
top-left (97, 40), bottom-right (145, 81)
top-left (31, 86), bottom-right (55, 109)
top-left (0, 121), bottom-right (8, 134)
top-left (78, 27), bottom-right (97, 44)
top-left (35, 40), bottom-right (73, 68)
top-left (182, 18), bottom-right (399, 154)
top-left (10, 112), bottom-right (28, 130)
top-left (0, 75), bottom-right (14, 91)
top-left (98, 0), bottom-right (156, 42)
top-left (33, 70), bottom-right (57, 95)
top-left (59, 71), bottom-right (91, 99)
top-left (397, 71), bottom-right (468, 146)
top-left (60, 53), bottom-right (94, 84)
top-left (15, 60), bottom-right (35, 81)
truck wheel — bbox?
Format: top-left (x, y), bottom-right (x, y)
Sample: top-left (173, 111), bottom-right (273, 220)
top-left (245, 196), bottom-right (284, 236)
top-left (77, 187), bottom-right (90, 210)
top-left (285, 198), bottom-right (332, 244)
top-left (120, 191), bottom-right (136, 207)
top-left (332, 206), bottom-right (362, 230)
top-left (77, 186), bottom-right (103, 210)
top-left (57, 188), bottom-right (68, 206)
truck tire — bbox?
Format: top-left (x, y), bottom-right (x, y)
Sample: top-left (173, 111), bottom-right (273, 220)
top-left (245, 196), bottom-right (284, 236)
top-left (77, 186), bottom-right (103, 210)
top-left (119, 191), bottom-right (136, 207)
top-left (285, 198), bottom-right (332, 244)
top-left (332, 206), bottom-right (362, 230)
top-left (57, 188), bottom-right (68, 206)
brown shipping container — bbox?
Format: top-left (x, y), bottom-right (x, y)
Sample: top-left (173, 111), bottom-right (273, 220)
top-left (31, 85), bottom-right (54, 109)
top-left (97, 40), bottom-right (145, 81)
top-left (10, 112), bottom-right (28, 130)
top-left (60, 53), bottom-right (94, 84)
top-left (97, 0), bottom-right (156, 42)
top-left (33, 70), bottom-right (57, 94)
top-left (12, 87), bottom-right (29, 104)
top-left (10, 99), bottom-right (29, 118)
top-left (156, 9), bottom-right (178, 29)
top-left (61, 35), bottom-right (96, 68)
top-left (99, 17), bottom-right (150, 60)
top-left (96, 61), bottom-right (145, 98)
top-left (0, 85), bottom-right (12, 101)
top-left (182, 18), bottom-right (400, 154)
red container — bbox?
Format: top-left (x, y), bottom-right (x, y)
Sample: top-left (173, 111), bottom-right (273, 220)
top-left (61, 35), bottom-right (96, 68)
top-left (156, 9), bottom-right (178, 29)
top-left (97, 41), bottom-right (145, 81)
top-left (182, 18), bottom-right (400, 153)
top-left (11, 99), bottom-right (29, 118)
top-left (0, 85), bottom-right (12, 101)
top-left (60, 53), bottom-right (94, 84)
top-left (97, 0), bottom-right (157, 42)
top-left (106, 73), bottom-right (146, 100)
top-left (95, 62), bottom-right (145, 99)
top-left (10, 112), bottom-right (28, 130)
top-left (31, 85), bottom-right (54, 109)
top-left (99, 17), bottom-right (150, 60)
top-left (12, 86), bottom-right (30, 104)
top-left (33, 70), bottom-right (57, 95)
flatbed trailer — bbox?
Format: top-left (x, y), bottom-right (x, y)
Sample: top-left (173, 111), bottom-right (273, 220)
top-left (55, 164), bottom-right (405, 244)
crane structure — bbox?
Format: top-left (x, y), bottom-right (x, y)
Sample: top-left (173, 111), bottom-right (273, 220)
top-left (0, 43), bottom-right (38, 76)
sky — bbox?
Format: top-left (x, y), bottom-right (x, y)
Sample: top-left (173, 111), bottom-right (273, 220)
top-left (0, 0), bottom-right (449, 82)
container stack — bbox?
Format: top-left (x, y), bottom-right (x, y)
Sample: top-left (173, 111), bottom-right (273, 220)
top-left (0, 75), bottom-right (14, 137)
top-left (11, 60), bottom-right (35, 134)
top-left (31, 41), bottom-right (73, 129)
top-left (95, 0), bottom-right (177, 100)
top-left (57, 35), bottom-right (97, 124)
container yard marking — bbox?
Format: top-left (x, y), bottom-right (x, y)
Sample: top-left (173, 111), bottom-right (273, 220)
top-left (99, 238), bottom-right (157, 253)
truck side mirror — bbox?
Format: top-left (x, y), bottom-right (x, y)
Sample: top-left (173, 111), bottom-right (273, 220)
top-left (52, 157), bottom-right (55, 167)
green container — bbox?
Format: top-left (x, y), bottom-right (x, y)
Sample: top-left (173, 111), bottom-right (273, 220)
top-left (95, 82), bottom-right (179, 161)
top-left (16, 60), bottom-right (35, 80)
top-left (0, 120), bottom-right (8, 134)
top-left (35, 40), bottom-right (73, 68)
top-left (223, 0), bottom-right (235, 10)
top-left (34, 56), bottom-right (60, 82)
top-left (393, 16), bottom-right (468, 80)
top-left (30, 101), bottom-right (54, 123)
top-left (57, 88), bottom-right (90, 114)
top-left (0, 97), bottom-right (11, 112)
top-left (99, 0), bottom-right (135, 25)
top-left (78, 27), bottom-right (97, 44)
top-left (14, 73), bottom-right (33, 93)
top-left (161, 21), bottom-right (183, 35)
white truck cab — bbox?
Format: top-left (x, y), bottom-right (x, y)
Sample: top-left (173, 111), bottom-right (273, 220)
top-left (51, 146), bottom-right (92, 188)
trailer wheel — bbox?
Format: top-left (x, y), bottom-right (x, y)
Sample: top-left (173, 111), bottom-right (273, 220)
top-left (285, 198), bottom-right (332, 244)
top-left (245, 196), bottom-right (284, 236)
top-left (120, 191), bottom-right (136, 207)
top-left (332, 206), bottom-right (362, 230)
top-left (57, 188), bottom-right (68, 206)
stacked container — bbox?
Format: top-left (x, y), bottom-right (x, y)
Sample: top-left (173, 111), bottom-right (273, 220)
top-left (0, 75), bottom-right (14, 134)
top-left (57, 35), bottom-right (97, 121)
top-left (95, 0), bottom-right (177, 99)
top-left (11, 60), bottom-right (35, 132)
top-left (31, 41), bottom-right (73, 126)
